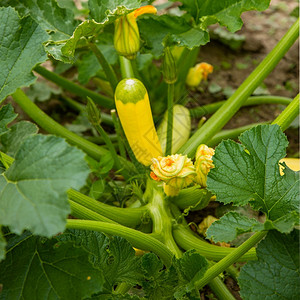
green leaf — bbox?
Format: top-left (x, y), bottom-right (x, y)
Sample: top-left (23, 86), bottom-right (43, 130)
top-left (0, 7), bottom-right (49, 102)
top-left (139, 15), bottom-right (209, 57)
top-left (88, 0), bottom-right (141, 23)
top-left (59, 230), bottom-right (142, 291)
top-left (141, 253), bottom-right (178, 299)
top-left (0, 233), bottom-right (104, 300)
top-left (206, 212), bottom-right (264, 243)
top-left (0, 104), bottom-right (17, 136)
top-left (207, 125), bottom-right (300, 233)
top-left (0, 135), bottom-right (89, 237)
top-left (25, 81), bottom-right (61, 102)
top-left (0, 121), bottom-right (38, 157)
top-left (175, 0), bottom-right (270, 32)
top-left (239, 230), bottom-right (300, 300)
top-left (173, 250), bottom-right (208, 299)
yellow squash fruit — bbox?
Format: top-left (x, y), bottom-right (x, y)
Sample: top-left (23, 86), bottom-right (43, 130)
top-left (279, 158), bottom-right (300, 175)
top-left (115, 78), bottom-right (162, 166)
top-left (157, 105), bottom-right (191, 155)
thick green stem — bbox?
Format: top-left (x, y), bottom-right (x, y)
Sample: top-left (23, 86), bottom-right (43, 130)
top-left (12, 89), bottom-right (135, 173)
top-left (166, 84), bottom-right (174, 155)
top-left (119, 56), bottom-right (135, 78)
top-left (12, 89), bottom-right (108, 159)
top-left (272, 94), bottom-right (299, 130)
top-left (34, 66), bottom-right (114, 109)
top-left (146, 180), bottom-right (182, 258)
top-left (173, 224), bottom-right (257, 262)
top-left (207, 122), bottom-right (268, 147)
top-left (179, 19), bottom-right (299, 158)
top-left (89, 43), bottom-right (118, 91)
top-left (194, 231), bottom-right (267, 289)
top-left (190, 96), bottom-right (292, 118)
top-left (69, 200), bottom-right (116, 223)
top-left (68, 189), bottom-right (147, 227)
top-left (66, 219), bottom-right (173, 267)
top-left (209, 277), bottom-right (236, 300)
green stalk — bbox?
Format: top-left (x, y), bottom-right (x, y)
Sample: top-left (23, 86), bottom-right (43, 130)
top-left (189, 96), bottom-right (292, 118)
top-left (85, 134), bottom-right (118, 145)
top-left (61, 95), bottom-right (114, 126)
top-left (272, 94), bottom-right (299, 130)
top-left (69, 200), bottom-right (116, 223)
top-left (0, 152), bottom-right (14, 167)
top-left (179, 19), bottom-right (299, 158)
top-left (166, 84), bottom-right (174, 155)
top-left (194, 231), bottom-right (267, 289)
top-left (66, 219), bottom-right (174, 267)
top-left (119, 56), bottom-right (135, 78)
top-left (34, 66), bottom-right (114, 109)
top-left (89, 43), bottom-right (118, 91)
top-left (207, 122), bottom-right (268, 147)
top-left (146, 180), bottom-right (182, 258)
top-left (173, 224), bottom-right (257, 262)
top-left (12, 89), bottom-right (108, 159)
top-left (226, 265), bottom-right (239, 282)
top-left (111, 109), bottom-right (127, 159)
top-left (209, 277), bottom-right (236, 300)
top-left (68, 189), bottom-right (147, 227)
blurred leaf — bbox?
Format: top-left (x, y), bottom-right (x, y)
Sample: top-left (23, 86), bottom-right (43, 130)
top-left (0, 7), bottom-right (49, 102)
top-left (90, 179), bottom-right (106, 200)
top-left (25, 81), bottom-right (61, 102)
top-left (0, 104), bottom-right (17, 136)
top-left (0, 121), bottom-right (38, 157)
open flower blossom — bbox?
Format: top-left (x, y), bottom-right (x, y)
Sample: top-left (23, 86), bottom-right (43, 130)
top-left (114, 5), bottom-right (157, 59)
top-left (195, 144), bottom-right (215, 188)
top-left (186, 62), bottom-right (213, 87)
top-left (150, 154), bottom-right (196, 196)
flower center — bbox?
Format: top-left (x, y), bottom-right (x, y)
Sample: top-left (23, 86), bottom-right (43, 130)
top-left (165, 158), bottom-right (174, 167)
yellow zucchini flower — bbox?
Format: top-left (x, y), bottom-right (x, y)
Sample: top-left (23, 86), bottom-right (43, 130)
top-left (150, 154), bottom-right (196, 196)
top-left (114, 5), bottom-right (157, 59)
top-left (195, 144), bottom-right (215, 188)
top-left (186, 62), bottom-right (213, 87)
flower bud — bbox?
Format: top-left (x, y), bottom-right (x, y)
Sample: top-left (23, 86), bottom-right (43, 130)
top-left (186, 62), bottom-right (213, 87)
top-left (162, 47), bottom-right (177, 84)
top-left (195, 144), bottom-right (215, 188)
top-left (150, 154), bottom-right (196, 196)
top-left (114, 5), bottom-right (157, 60)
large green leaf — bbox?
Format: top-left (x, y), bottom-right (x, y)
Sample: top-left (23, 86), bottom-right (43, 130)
top-left (59, 230), bottom-right (143, 291)
top-left (139, 15), bottom-right (209, 57)
top-left (0, 7), bottom-right (49, 102)
top-left (174, 0), bottom-right (270, 32)
top-left (0, 233), bottom-right (104, 300)
top-left (0, 104), bottom-right (17, 136)
top-left (207, 125), bottom-right (299, 233)
top-left (239, 230), bottom-right (300, 300)
top-left (206, 212), bottom-right (264, 243)
top-left (0, 135), bottom-right (89, 237)
top-left (0, 121), bottom-right (38, 157)
top-left (88, 0), bottom-right (141, 23)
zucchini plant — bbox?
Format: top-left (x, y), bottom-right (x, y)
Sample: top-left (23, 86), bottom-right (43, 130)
top-left (0, 0), bottom-right (299, 299)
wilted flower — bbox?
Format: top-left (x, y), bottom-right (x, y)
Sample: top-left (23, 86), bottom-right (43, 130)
top-left (198, 215), bottom-right (218, 236)
top-left (186, 62), bottom-right (213, 87)
top-left (150, 154), bottom-right (196, 196)
top-left (195, 144), bottom-right (215, 188)
top-left (114, 5), bottom-right (157, 59)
